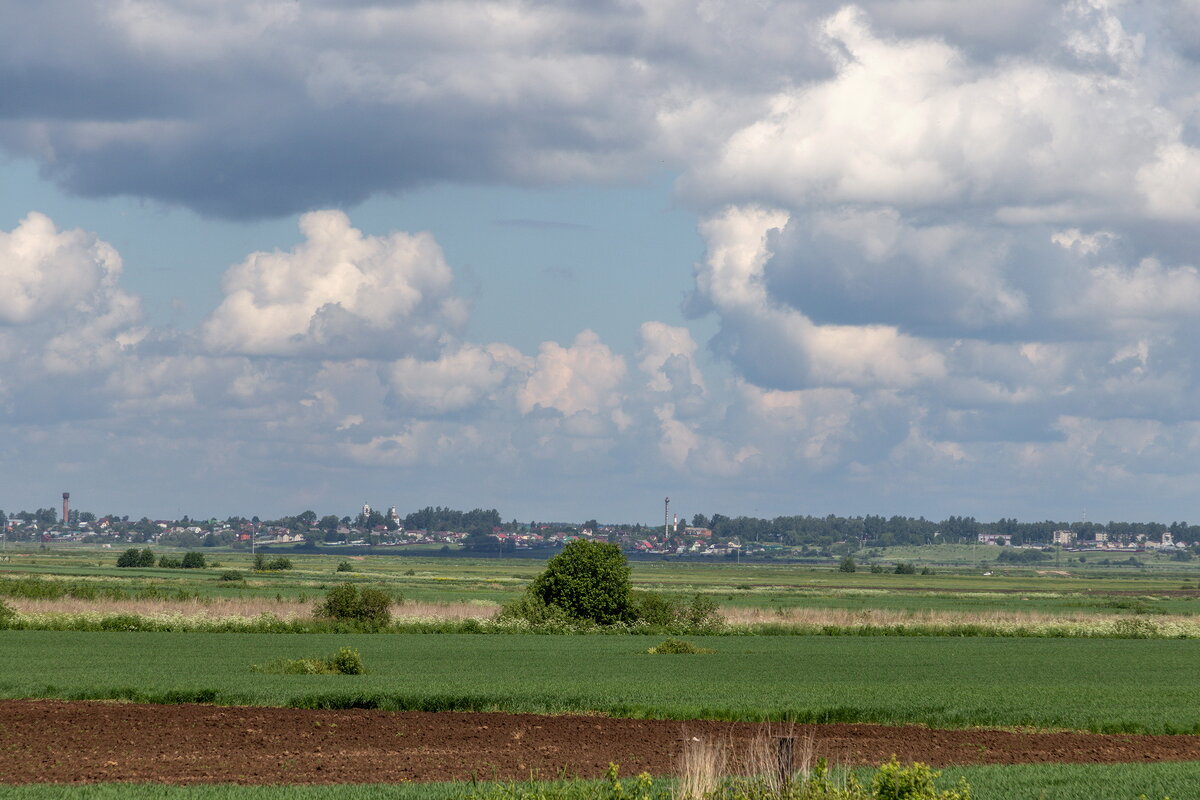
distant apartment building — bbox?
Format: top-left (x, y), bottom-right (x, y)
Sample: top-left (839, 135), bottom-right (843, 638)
top-left (977, 533), bottom-right (1013, 545)
top-left (1052, 529), bottom-right (1075, 546)
top-left (1093, 531), bottom-right (1108, 543)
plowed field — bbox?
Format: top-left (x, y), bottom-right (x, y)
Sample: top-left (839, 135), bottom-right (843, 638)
top-left (2, 700), bottom-right (1199, 784)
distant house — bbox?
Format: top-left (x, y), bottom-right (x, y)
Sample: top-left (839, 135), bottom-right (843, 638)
top-left (978, 533), bottom-right (1013, 545)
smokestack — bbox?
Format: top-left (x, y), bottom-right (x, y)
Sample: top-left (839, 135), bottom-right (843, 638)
top-left (664, 497), bottom-right (670, 538)
top-left (673, 513), bottom-right (678, 533)
top-left (62, 492), bottom-right (70, 525)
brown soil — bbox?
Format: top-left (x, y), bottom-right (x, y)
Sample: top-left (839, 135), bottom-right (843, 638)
top-left (2, 700), bottom-right (1199, 785)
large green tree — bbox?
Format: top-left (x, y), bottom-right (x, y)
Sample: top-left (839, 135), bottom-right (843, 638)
top-left (529, 540), bottom-right (633, 624)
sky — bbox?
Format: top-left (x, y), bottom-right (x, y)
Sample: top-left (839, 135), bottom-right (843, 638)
top-left (4, 0), bottom-right (1200, 525)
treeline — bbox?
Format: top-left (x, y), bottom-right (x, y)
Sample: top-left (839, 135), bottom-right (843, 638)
top-left (403, 507), bottom-right (501, 536)
top-left (699, 514), bottom-right (1200, 547)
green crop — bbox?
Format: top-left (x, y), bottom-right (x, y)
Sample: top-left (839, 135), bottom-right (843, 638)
top-left (2, 631), bottom-right (1200, 734)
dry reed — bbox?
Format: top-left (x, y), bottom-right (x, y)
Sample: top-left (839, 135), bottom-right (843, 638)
top-left (8, 597), bottom-right (501, 622)
top-left (674, 725), bottom-right (819, 799)
top-left (721, 604), bottom-right (1152, 627)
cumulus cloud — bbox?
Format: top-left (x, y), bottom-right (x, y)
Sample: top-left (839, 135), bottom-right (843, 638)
top-left (685, 4), bottom-right (1191, 224)
top-left (518, 330), bottom-right (627, 418)
top-left (0, 212), bottom-right (143, 377)
top-left (692, 206), bottom-right (946, 390)
top-left (202, 210), bottom-right (467, 359)
top-left (387, 344), bottom-right (529, 415)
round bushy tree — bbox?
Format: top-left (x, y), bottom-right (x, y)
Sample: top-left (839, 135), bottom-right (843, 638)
top-left (529, 540), bottom-right (633, 624)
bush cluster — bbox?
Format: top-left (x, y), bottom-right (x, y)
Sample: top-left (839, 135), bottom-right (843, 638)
top-left (336, 560), bottom-right (354, 572)
top-left (155, 552), bottom-right (207, 569)
top-left (316, 583), bottom-right (394, 629)
top-left (116, 548), bottom-right (155, 568)
top-left (253, 554), bottom-right (293, 571)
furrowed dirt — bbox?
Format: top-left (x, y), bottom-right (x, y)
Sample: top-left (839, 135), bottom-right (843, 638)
top-left (2, 700), bottom-right (1198, 785)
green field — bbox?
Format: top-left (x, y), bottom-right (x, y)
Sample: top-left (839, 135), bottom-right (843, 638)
top-left (2, 631), bottom-right (1199, 733)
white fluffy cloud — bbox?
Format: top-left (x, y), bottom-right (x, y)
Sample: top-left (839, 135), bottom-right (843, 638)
top-left (687, 4), bottom-right (1194, 224)
top-left (518, 330), bottom-right (627, 418)
top-left (387, 344), bottom-right (529, 415)
top-left (0, 213), bottom-right (143, 376)
top-left (202, 210), bottom-right (467, 358)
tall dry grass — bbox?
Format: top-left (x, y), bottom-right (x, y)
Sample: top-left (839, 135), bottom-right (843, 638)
top-left (722, 604), bottom-right (1154, 627)
top-left (8, 597), bottom-right (314, 620)
top-left (7, 596), bottom-right (501, 622)
top-left (393, 600), bottom-right (499, 621)
top-left (675, 726), bottom-right (818, 799)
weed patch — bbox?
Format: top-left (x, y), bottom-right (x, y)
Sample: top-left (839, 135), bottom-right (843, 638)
top-left (647, 638), bottom-right (715, 654)
top-left (252, 647), bottom-right (365, 675)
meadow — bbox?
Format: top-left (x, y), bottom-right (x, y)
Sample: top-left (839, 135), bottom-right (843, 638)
top-left (5, 546), bottom-right (1200, 622)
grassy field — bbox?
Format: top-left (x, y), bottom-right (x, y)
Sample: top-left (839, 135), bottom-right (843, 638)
top-left (2, 630), bottom-right (1199, 733)
top-left (2, 761), bottom-right (1199, 799)
top-left (4, 547), bottom-right (1200, 621)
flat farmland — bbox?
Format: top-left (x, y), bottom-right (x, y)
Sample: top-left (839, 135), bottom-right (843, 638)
top-left (7, 548), bottom-right (1200, 620)
top-left (2, 631), bottom-right (1199, 733)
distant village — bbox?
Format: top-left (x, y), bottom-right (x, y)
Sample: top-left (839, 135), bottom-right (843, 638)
top-left (2, 493), bottom-right (1197, 563)
top-left (980, 528), bottom-right (1188, 553)
top-left (0, 498), bottom-right (748, 559)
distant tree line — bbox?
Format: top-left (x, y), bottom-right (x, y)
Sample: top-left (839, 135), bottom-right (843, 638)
top-left (403, 506), bottom-right (501, 536)
top-left (698, 514), bottom-right (1200, 547)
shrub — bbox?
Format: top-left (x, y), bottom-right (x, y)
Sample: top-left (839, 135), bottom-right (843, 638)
top-left (870, 564), bottom-right (885, 574)
top-left (329, 646), bottom-right (365, 675)
top-left (839, 556), bottom-right (857, 573)
top-left (158, 556), bottom-right (182, 569)
top-left (316, 583), bottom-right (393, 628)
top-left (527, 540), bottom-right (633, 625)
top-left (117, 548), bottom-right (156, 568)
top-left (894, 562), bottom-right (916, 575)
top-left (254, 554), bottom-right (293, 571)
top-left (252, 646), bottom-right (366, 675)
top-left (181, 552), bottom-right (206, 569)
top-left (336, 560), bottom-right (354, 572)
top-left (647, 638), bottom-right (714, 654)
top-left (682, 593), bottom-right (722, 629)
top-left (0, 599), bottom-right (15, 628)
top-left (631, 590), bottom-right (677, 626)
top-left (871, 756), bottom-right (971, 800)
top-left (218, 570), bottom-right (243, 582)
top-left (498, 592), bottom-right (574, 625)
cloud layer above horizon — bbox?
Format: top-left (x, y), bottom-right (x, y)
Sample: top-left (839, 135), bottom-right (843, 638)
top-left (4, 0), bottom-right (1200, 521)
